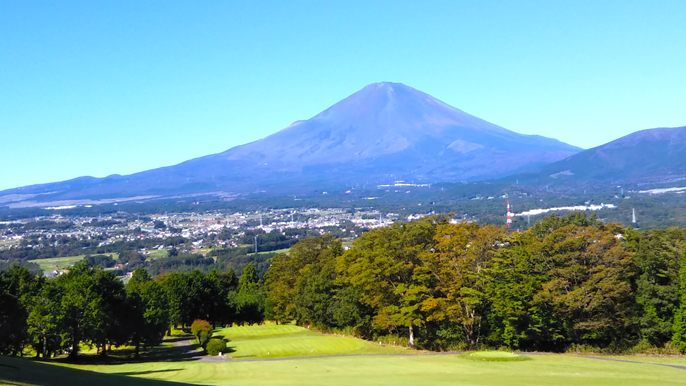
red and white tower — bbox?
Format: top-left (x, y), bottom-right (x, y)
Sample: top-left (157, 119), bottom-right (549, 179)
top-left (506, 201), bottom-right (512, 227)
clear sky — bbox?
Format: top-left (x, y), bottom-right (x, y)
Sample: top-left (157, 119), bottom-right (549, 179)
top-left (1, 0), bottom-right (685, 191)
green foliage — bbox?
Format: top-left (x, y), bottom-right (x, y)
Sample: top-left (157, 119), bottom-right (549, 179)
top-left (128, 269), bottom-right (169, 357)
top-left (337, 217), bottom-right (447, 346)
top-left (205, 338), bottom-right (226, 355)
top-left (238, 263), bottom-right (260, 293)
top-left (633, 229), bottom-right (684, 346)
top-left (671, 247), bottom-right (686, 352)
top-left (262, 213), bottom-right (685, 352)
top-left (265, 236), bottom-right (343, 326)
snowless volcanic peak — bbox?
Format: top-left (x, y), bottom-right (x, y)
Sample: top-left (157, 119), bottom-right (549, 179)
top-left (220, 82), bottom-right (579, 168)
top-left (0, 82), bottom-right (582, 203)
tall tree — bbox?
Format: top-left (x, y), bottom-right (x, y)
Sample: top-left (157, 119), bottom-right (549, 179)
top-left (265, 236), bottom-right (338, 324)
top-left (672, 247), bottom-right (686, 352)
top-left (233, 263), bottom-right (265, 325)
top-left (27, 280), bottom-right (62, 358)
top-left (128, 269), bottom-right (169, 357)
top-left (160, 272), bottom-right (190, 329)
top-left (0, 265), bottom-right (40, 355)
top-left (422, 222), bottom-right (506, 346)
top-left (535, 223), bottom-right (636, 347)
top-left (632, 229), bottom-right (683, 346)
top-left (56, 261), bottom-right (102, 359)
top-left (92, 269), bottom-right (128, 355)
top-left (338, 218), bottom-right (444, 347)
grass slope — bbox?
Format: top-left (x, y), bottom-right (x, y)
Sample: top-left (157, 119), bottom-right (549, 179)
top-left (214, 324), bottom-right (409, 359)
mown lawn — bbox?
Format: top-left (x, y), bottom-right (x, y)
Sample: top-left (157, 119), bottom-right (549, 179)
top-left (4, 352), bottom-right (686, 386)
top-left (214, 323), bottom-right (409, 359)
top-left (3, 324), bottom-right (686, 386)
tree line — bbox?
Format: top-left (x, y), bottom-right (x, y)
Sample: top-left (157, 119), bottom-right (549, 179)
top-left (3, 212), bottom-right (686, 357)
top-left (264, 214), bottom-right (686, 352)
top-left (0, 262), bottom-right (264, 358)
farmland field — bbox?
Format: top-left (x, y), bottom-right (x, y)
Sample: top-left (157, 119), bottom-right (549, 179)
top-left (2, 325), bottom-right (686, 386)
top-left (147, 249), bottom-right (169, 259)
top-left (28, 253), bottom-right (118, 273)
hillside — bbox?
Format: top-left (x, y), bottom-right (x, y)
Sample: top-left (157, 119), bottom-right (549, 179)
top-left (512, 126), bottom-right (686, 190)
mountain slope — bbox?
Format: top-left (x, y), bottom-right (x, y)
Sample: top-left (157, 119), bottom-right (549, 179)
top-left (0, 82), bottom-right (581, 206)
top-left (512, 126), bottom-right (686, 189)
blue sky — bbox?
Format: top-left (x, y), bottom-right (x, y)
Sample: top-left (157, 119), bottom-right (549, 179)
top-left (1, 0), bottom-right (685, 191)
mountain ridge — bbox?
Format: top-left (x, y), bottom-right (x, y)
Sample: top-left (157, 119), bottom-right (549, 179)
top-left (510, 126), bottom-right (686, 189)
top-left (1, 82), bottom-right (581, 206)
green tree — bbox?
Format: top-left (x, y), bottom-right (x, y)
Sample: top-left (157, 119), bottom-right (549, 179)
top-left (422, 222), bottom-right (506, 346)
top-left (238, 263), bottom-right (260, 293)
top-left (92, 269), bottom-right (128, 355)
top-left (160, 272), bottom-right (190, 328)
top-left (265, 236), bottom-right (338, 324)
top-left (27, 280), bottom-right (62, 358)
top-left (232, 263), bottom-right (265, 326)
top-left (485, 231), bottom-right (564, 350)
top-left (128, 269), bottom-right (169, 357)
top-left (672, 247), bottom-right (686, 352)
top-left (632, 229), bottom-right (683, 346)
top-left (0, 265), bottom-right (39, 355)
top-left (56, 261), bottom-right (102, 359)
top-left (535, 223), bottom-right (636, 348)
top-left (338, 218), bottom-right (444, 347)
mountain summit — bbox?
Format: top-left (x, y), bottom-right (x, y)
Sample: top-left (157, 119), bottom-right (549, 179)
top-left (217, 82), bottom-right (579, 172)
top-left (1, 82), bottom-right (581, 206)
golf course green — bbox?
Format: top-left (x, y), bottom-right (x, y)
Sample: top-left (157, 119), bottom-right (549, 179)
top-left (2, 324), bottom-right (686, 386)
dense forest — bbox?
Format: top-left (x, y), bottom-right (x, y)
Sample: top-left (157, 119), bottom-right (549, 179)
top-left (2, 213), bottom-right (686, 358)
top-left (0, 262), bottom-right (264, 358)
top-left (265, 214), bottom-right (686, 352)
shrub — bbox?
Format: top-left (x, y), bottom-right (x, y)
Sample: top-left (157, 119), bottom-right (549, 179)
top-left (206, 338), bottom-right (227, 356)
top-left (191, 319), bottom-right (213, 347)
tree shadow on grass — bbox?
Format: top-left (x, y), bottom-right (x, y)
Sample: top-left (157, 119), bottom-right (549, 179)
top-left (51, 339), bottom-right (202, 365)
top-left (0, 355), bottom-right (204, 386)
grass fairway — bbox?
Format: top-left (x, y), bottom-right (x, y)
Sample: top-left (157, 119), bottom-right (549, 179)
top-left (3, 325), bottom-right (686, 386)
top-left (214, 324), bottom-right (409, 359)
top-left (28, 253), bottom-right (118, 273)
top-left (5, 352), bottom-right (686, 386)
top-left (461, 350), bottom-right (531, 362)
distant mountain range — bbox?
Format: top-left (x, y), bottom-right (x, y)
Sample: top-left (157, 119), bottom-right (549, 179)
top-left (511, 126), bottom-right (686, 190)
top-left (1, 82), bottom-right (683, 208)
